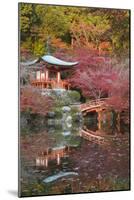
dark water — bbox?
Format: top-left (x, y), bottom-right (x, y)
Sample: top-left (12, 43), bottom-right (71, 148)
top-left (20, 111), bottom-right (130, 197)
top-left (83, 111), bottom-right (129, 135)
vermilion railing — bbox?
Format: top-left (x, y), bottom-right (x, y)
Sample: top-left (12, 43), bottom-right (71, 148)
top-left (31, 79), bottom-right (70, 90)
top-left (80, 98), bottom-right (109, 112)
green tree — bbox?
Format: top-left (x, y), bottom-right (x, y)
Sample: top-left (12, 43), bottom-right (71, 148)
top-left (19, 3), bottom-right (33, 38)
top-left (19, 3), bottom-right (130, 59)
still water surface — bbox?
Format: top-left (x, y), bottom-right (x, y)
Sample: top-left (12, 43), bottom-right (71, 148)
top-left (20, 112), bottom-right (129, 196)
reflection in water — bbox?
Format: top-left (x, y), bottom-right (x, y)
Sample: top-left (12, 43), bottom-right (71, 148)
top-left (20, 112), bottom-right (129, 196)
top-left (43, 171), bottom-right (79, 183)
top-left (36, 146), bottom-right (70, 167)
top-left (80, 129), bottom-right (105, 144)
top-left (84, 110), bottom-right (125, 135)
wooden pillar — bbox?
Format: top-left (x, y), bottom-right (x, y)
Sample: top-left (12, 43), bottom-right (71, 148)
top-left (41, 72), bottom-right (45, 80)
top-left (45, 157), bottom-right (48, 167)
top-left (42, 159), bottom-right (45, 166)
top-left (36, 158), bottom-right (40, 166)
top-left (57, 71), bottom-right (61, 83)
top-left (57, 153), bottom-right (60, 165)
top-left (46, 70), bottom-right (49, 81)
top-left (36, 71), bottom-right (40, 80)
top-left (40, 158), bottom-right (44, 166)
top-left (97, 110), bottom-right (102, 130)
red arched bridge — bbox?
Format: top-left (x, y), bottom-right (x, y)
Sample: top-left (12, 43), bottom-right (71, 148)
top-left (80, 98), bottom-right (109, 115)
top-left (79, 98), bottom-right (111, 145)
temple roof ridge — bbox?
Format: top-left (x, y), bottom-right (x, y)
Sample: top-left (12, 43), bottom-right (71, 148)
top-left (20, 54), bottom-right (78, 67)
top-left (41, 55), bottom-right (78, 66)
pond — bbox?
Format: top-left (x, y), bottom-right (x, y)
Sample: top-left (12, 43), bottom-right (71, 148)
top-left (19, 111), bottom-right (130, 197)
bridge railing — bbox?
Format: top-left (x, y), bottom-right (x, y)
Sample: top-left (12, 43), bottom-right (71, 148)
top-left (80, 98), bottom-right (109, 111)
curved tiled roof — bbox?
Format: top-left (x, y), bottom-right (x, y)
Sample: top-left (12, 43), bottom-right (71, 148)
top-left (20, 55), bottom-right (78, 67)
top-left (41, 55), bottom-right (78, 66)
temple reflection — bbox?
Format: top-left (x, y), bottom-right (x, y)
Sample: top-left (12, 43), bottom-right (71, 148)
top-left (36, 146), bottom-right (70, 167)
top-left (32, 110), bottom-right (123, 169)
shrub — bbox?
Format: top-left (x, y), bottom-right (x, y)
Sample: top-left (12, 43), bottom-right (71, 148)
top-left (68, 91), bottom-right (81, 103)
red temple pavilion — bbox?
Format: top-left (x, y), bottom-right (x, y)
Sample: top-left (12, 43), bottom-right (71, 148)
top-left (21, 55), bottom-right (78, 90)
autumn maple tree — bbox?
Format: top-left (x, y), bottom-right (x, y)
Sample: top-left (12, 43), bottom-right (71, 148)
top-left (69, 48), bottom-right (129, 112)
top-left (20, 86), bottom-right (54, 115)
top-left (106, 67), bottom-right (129, 111)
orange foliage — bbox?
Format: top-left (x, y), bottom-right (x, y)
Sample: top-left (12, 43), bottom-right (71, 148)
top-left (51, 38), bottom-right (69, 49)
top-left (99, 42), bottom-right (111, 50)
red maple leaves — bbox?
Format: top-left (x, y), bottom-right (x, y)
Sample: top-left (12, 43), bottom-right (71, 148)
top-left (20, 86), bottom-right (54, 115)
top-left (70, 48), bottom-right (129, 111)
